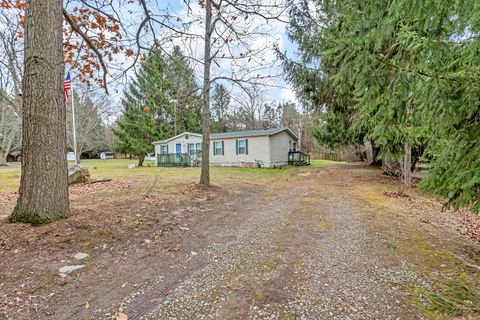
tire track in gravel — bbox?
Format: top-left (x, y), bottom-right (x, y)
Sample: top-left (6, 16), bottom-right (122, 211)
top-left (284, 169), bottom-right (424, 320)
top-left (142, 184), bottom-right (307, 319)
top-left (139, 167), bottom-right (424, 319)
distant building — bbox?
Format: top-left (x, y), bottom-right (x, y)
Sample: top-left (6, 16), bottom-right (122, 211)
top-left (100, 152), bottom-right (114, 160)
top-left (67, 152), bottom-right (75, 161)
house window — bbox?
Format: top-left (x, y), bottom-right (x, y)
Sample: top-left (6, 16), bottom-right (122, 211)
top-left (236, 139), bottom-right (248, 155)
top-left (160, 145), bottom-right (168, 154)
top-left (214, 141), bottom-right (224, 155)
top-left (188, 143), bottom-right (202, 156)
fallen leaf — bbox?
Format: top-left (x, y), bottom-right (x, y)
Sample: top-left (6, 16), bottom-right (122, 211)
top-left (165, 244), bottom-right (182, 252)
top-left (116, 312), bottom-right (128, 320)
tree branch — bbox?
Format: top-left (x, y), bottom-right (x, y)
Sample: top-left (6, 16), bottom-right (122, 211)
top-left (63, 9), bottom-right (110, 94)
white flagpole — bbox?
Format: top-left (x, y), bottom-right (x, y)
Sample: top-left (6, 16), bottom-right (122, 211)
top-left (71, 78), bottom-right (78, 165)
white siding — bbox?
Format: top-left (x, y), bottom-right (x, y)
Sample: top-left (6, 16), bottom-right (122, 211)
top-left (154, 129), bottom-right (297, 167)
top-left (209, 136), bottom-right (270, 167)
top-left (269, 131), bottom-right (297, 167)
top-left (153, 133), bottom-right (202, 165)
top-left (164, 135), bottom-right (202, 155)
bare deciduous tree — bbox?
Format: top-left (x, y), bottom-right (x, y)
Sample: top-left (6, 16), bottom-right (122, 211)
top-left (66, 85), bottom-right (116, 163)
top-left (0, 9), bottom-right (22, 165)
top-left (180, 0), bottom-right (288, 185)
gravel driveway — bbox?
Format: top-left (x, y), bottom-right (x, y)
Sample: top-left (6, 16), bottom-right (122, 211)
top-left (3, 164), bottom-right (479, 320)
top-left (139, 168), bottom-right (423, 320)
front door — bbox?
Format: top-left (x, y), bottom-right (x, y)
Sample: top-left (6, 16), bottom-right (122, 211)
top-left (175, 143), bottom-right (182, 163)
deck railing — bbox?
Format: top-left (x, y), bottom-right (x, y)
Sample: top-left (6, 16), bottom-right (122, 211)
top-left (288, 150), bottom-right (311, 166)
top-left (157, 153), bottom-right (191, 167)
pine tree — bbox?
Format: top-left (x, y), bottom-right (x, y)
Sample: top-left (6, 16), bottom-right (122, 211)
top-left (211, 84), bottom-right (230, 133)
top-left (283, 0), bottom-right (480, 211)
top-left (114, 47), bottom-right (201, 166)
top-left (169, 46), bottom-right (201, 135)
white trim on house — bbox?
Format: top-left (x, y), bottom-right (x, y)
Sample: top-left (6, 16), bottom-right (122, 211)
top-left (152, 132), bottom-right (202, 144)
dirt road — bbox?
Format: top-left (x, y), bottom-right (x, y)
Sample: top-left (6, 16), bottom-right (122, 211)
top-left (1, 164), bottom-right (479, 319)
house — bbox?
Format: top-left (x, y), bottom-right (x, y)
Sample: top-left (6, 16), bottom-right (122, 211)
top-left (153, 132), bottom-right (203, 167)
top-left (152, 127), bottom-right (310, 167)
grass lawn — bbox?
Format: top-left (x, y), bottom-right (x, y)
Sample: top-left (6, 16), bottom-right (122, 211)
top-left (310, 159), bottom-right (341, 167)
top-left (0, 158), bottom-right (339, 193)
top-left (0, 163), bottom-right (21, 193)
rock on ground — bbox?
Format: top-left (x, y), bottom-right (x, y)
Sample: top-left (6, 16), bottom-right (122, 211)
top-left (68, 164), bottom-right (90, 185)
top-left (58, 265), bottom-right (85, 274)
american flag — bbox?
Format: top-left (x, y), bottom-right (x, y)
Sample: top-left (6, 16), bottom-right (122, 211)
top-left (64, 72), bottom-right (71, 102)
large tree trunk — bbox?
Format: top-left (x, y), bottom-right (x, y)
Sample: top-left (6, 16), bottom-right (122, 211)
top-left (364, 140), bottom-right (375, 164)
top-left (403, 142), bottom-right (412, 187)
top-left (402, 98), bottom-right (413, 187)
top-left (199, 0), bottom-right (212, 186)
top-left (10, 0), bottom-right (69, 224)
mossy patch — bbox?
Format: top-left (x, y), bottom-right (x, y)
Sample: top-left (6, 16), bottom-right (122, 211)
top-left (383, 240), bottom-right (397, 250)
top-left (396, 235), bottom-right (460, 274)
top-left (9, 211), bottom-right (69, 226)
top-left (398, 236), bottom-right (480, 319)
top-left (253, 289), bottom-right (269, 304)
top-left (259, 258), bottom-right (282, 272)
top-left (315, 218), bottom-right (331, 231)
top-left (122, 214), bottom-right (158, 230)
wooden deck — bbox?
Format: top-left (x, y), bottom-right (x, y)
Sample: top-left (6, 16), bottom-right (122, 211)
top-left (157, 151), bottom-right (310, 167)
top-left (157, 153), bottom-right (191, 167)
top-left (288, 151), bottom-right (311, 166)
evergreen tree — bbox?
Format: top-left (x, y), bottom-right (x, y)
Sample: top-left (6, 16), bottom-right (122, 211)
top-left (211, 84), bottom-right (230, 133)
top-left (114, 46), bottom-right (201, 166)
top-left (283, 0), bottom-right (480, 211)
top-left (169, 46), bottom-right (202, 134)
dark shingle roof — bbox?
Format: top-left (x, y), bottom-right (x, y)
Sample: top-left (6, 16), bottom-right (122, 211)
top-left (152, 127), bottom-right (298, 145)
top-left (210, 127), bottom-right (296, 139)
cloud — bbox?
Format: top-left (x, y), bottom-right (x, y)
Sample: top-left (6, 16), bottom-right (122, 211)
top-left (280, 85), bottom-right (297, 103)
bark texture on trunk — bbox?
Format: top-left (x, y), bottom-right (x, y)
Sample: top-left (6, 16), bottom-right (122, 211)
top-left (10, 0), bottom-right (70, 224)
top-left (402, 98), bottom-right (413, 187)
top-left (403, 142), bottom-right (412, 187)
top-left (364, 140), bottom-right (375, 164)
top-left (199, 0), bottom-right (212, 186)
